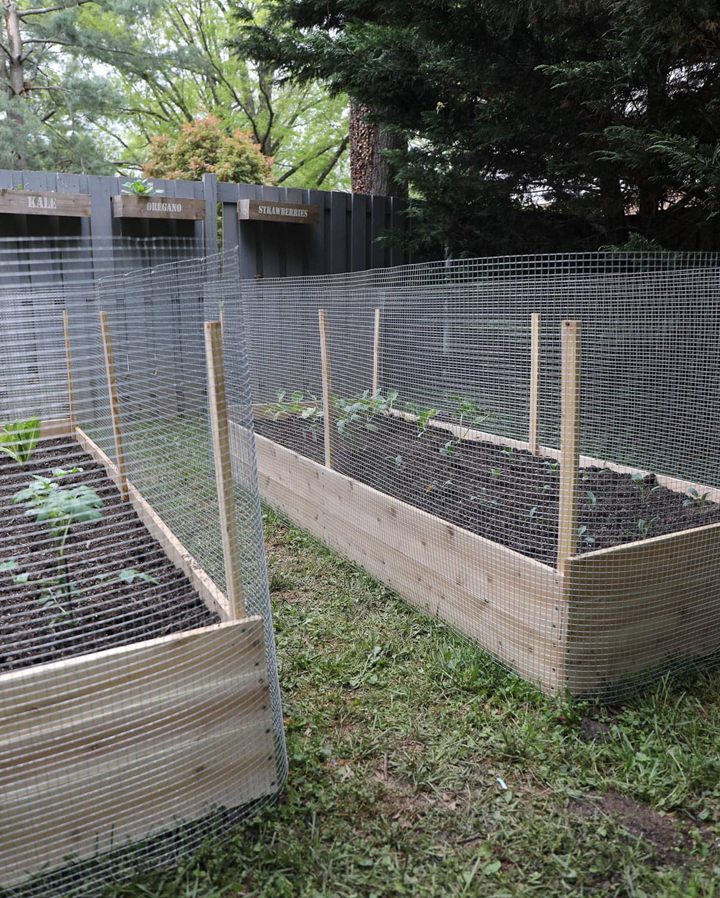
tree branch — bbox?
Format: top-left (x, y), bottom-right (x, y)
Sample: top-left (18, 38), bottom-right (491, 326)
top-left (19, 0), bottom-right (95, 17)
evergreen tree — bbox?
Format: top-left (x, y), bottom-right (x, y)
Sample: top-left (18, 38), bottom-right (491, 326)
top-left (235, 1), bottom-right (720, 254)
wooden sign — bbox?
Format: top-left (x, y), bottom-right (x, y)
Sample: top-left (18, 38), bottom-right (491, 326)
top-left (112, 195), bottom-right (205, 220)
top-left (238, 198), bottom-right (320, 225)
top-left (0, 189), bottom-right (91, 217)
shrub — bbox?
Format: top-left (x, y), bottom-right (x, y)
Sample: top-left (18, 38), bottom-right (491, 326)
top-left (144, 115), bottom-right (273, 184)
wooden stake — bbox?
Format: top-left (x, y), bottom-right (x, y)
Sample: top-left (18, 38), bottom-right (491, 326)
top-left (62, 309), bottom-right (76, 432)
top-left (529, 312), bottom-right (540, 454)
top-left (557, 320), bottom-right (581, 575)
top-left (204, 321), bottom-right (246, 620)
top-left (372, 307), bottom-right (381, 395)
top-left (318, 308), bottom-right (333, 469)
top-left (99, 311), bottom-right (128, 501)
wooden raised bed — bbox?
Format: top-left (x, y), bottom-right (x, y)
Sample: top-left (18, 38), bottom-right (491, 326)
top-left (250, 312), bottom-right (720, 696)
top-left (0, 319), bottom-right (279, 889)
top-left (0, 420), bottom-right (278, 889)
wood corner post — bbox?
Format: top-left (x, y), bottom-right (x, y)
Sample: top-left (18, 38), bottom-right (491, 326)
top-left (204, 320), bottom-right (246, 620)
top-left (557, 319), bottom-right (581, 575)
top-left (62, 309), bottom-right (76, 432)
top-left (318, 308), bottom-right (333, 469)
top-left (99, 311), bottom-right (128, 501)
top-left (529, 312), bottom-right (540, 455)
top-left (372, 306), bottom-right (381, 395)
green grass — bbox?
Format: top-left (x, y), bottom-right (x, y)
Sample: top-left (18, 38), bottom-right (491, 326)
top-left (104, 507), bottom-right (720, 898)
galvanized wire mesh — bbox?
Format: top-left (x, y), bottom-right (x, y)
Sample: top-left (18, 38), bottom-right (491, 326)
top-left (242, 252), bottom-right (720, 698)
top-left (0, 242), bottom-right (285, 897)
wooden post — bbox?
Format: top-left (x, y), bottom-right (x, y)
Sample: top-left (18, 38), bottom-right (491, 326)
top-left (62, 309), bottom-right (76, 432)
top-left (529, 312), bottom-right (540, 454)
top-left (557, 320), bottom-right (581, 575)
top-left (372, 307), bottom-right (381, 395)
top-left (318, 308), bottom-right (333, 469)
top-left (204, 321), bottom-right (246, 620)
top-left (99, 311), bottom-right (128, 501)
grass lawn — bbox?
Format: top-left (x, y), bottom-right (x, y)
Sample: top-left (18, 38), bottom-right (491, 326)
top-left (105, 507), bottom-right (720, 898)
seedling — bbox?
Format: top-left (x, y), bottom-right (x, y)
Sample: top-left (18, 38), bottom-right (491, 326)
top-left (0, 418), bottom-right (40, 465)
top-left (438, 395), bottom-right (494, 456)
top-left (266, 389), bottom-right (324, 442)
top-left (683, 487), bottom-right (710, 508)
top-left (335, 389), bottom-right (399, 436)
top-left (415, 406), bottom-right (439, 436)
top-left (631, 471), bottom-right (659, 500)
top-left (97, 567), bottom-right (160, 586)
top-left (586, 490), bottom-right (598, 506)
top-left (578, 524), bottom-right (596, 547)
top-left (122, 177), bottom-right (163, 196)
top-left (14, 467), bottom-right (103, 620)
top-left (637, 517), bottom-right (657, 538)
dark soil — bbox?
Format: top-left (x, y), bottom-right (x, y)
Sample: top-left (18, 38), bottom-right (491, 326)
top-left (254, 415), bottom-right (720, 566)
top-left (0, 439), bottom-right (218, 673)
top-left (568, 791), bottom-right (690, 866)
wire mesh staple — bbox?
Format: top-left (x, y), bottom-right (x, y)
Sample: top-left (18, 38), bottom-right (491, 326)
top-left (241, 252), bottom-right (720, 698)
top-left (0, 245), bottom-right (285, 897)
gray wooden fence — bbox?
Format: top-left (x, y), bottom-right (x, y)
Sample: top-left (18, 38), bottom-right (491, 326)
top-left (0, 169), bottom-right (409, 277)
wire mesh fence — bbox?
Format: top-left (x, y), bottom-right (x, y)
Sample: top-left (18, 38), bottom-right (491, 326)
top-left (242, 252), bottom-right (720, 698)
top-left (0, 245), bottom-right (285, 896)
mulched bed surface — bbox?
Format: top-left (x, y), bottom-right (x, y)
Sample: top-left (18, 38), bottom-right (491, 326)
top-left (255, 415), bottom-right (720, 566)
top-left (0, 439), bottom-right (218, 673)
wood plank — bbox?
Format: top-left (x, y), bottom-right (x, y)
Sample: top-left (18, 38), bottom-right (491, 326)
top-left (111, 195), bottom-right (206, 220)
top-left (205, 322), bottom-right (246, 619)
top-left (372, 307), bottom-right (381, 394)
top-left (237, 198), bottom-right (320, 225)
top-left (39, 418), bottom-right (73, 439)
top-left (74, 427), bottom-right (231, 621)
top-left (563, 523), bottom-right (720, 694)
top-left (99, 311), bottom-right (128, 501)
top-left (0, 618), bottom-right (277, 887)
top-left (318, 308), bottom-right (334, 468)
top-left (557, 320), bottom-right (581, 574)
top-left (0, 189), bottom-right (91, 217)
top-left (62, 310), bottom-right (76, 430)
top-left (529, 312), bottom-right (540, 454)
top-left (254, 433), bottom-right (565, 694)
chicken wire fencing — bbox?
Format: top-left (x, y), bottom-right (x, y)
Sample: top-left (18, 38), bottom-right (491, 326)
top-left (0, 247), bottom-right (286, 897)
top-left (241, 252), bottom-right (720, 699)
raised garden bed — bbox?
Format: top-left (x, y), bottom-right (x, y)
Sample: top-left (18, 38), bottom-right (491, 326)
top-left (252, 406), bottom-right (720, 696)
top-left (0, 421), bottom-right (278, 889)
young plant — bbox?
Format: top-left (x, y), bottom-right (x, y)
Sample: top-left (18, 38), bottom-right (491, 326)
top-left (122, 177), bottom-right (163, 197)
top-left (683, 487), bottom-right (710, 509)
top-left (267, 389), bottom-right (323, 423)
top-left (0, 418), bottom-right (40, 465)
top-left (578, 524), bottom-right (596, 547)
top-left (334, 389), bottom-right (399, 436)
top-left (637, 517), bottom-right (657, 538)
top-left (630, 471), bottom-right (659, 500)
top-left (14, 467), bottom-right (103, 619)
top-left (439, 395), bottom-right (494, 456)
top-left (265, 389), bottom-right (324, 442)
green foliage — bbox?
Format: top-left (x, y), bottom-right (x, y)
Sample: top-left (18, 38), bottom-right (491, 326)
top-left (13, 467), bottom-right (103, 617)
top-left (0, 419), bottom-right (40, 465)
top-left (144, 115), bottom-right (273, 184)
top-left (334, 389), bottom-right (399, 435)
top-left (439, 395), bottom-right (493, 457)
top-left (238, 0), bottom-right (720, 254)
top-left (267, 389), bottom-right (323, 423)
top-left (122, 177), bottom-right (162, 196)
top-left (684, 487), bottom-right (710, 509)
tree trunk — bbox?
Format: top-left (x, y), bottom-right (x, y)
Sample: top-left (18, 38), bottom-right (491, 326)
top-left (3, 1), bottom-right (25, 100)
top-left (349, 101), bottom-right (406, 197)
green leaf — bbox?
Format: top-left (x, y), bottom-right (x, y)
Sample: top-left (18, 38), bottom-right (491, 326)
top-left (0, 559), bottom-right (18, 573)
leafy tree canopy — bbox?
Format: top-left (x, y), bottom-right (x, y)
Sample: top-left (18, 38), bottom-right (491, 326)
top-left (236, 0), bottom-right (720, 254)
